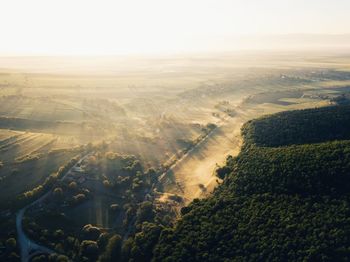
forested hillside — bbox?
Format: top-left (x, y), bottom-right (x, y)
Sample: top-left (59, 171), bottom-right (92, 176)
top-left (242, 105), bottom-right (350, 147)
top-left (151, 105), bottom-right (350, 262)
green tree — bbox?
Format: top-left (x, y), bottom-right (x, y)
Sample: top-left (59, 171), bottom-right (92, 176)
top-left (98, 234), bottom-right (122, 262)
top-left (80, 240), bottom-right (99, 261)
top-left (5, 238), bottom-right (16, 251)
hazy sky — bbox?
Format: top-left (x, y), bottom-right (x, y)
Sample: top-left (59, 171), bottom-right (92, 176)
top-left (1, 0), bottom-right (350, 55)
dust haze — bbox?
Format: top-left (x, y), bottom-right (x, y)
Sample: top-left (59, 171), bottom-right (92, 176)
top-left (1, 51), bottom-right (350, 204)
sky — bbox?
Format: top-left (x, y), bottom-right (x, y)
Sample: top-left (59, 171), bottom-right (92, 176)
top-left (0, 0), bottom-right (350, 55)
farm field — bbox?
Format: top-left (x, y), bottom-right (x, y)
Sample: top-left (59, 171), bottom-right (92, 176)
top-left (1, 53), bottom-right (350, 205)
top-left (0, 128), bottom-right (82, 202)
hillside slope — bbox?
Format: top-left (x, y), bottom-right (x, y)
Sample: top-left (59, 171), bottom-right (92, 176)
top-left (152, 105), bottom-right (350, 262)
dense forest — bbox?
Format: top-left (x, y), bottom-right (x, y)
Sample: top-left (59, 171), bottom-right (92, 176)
top-left (241, 105), bottom-right (350, 147)
top-left (151, 105), bottom-right (350, 261)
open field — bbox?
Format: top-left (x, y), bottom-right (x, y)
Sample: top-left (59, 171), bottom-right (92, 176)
top-left (1, 53), bottom-right (350, 204)
top-left (0, 128), bottom-right (83, 201)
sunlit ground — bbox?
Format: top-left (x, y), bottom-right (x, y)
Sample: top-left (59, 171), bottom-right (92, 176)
top-left (1, 51), bottom-right (350, 206)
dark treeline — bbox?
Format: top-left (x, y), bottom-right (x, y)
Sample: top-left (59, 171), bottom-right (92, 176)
top-left (242, 105), bottom-right (350, 147)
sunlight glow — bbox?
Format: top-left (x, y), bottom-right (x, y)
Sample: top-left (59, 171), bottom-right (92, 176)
top-left (0, 0), bottom-right (350, 55)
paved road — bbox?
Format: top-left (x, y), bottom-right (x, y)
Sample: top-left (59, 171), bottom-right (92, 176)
top-left (16, 153), bottom-right (92, 262)
top-left (16, 207), bottom-right (54, 262)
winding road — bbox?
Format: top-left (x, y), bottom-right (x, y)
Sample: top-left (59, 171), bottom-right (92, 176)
top-left (16, 153), bottom-right (93, 262)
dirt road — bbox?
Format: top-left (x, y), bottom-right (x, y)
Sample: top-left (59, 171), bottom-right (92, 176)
top-left (162, 116), bottom-right (243, 204)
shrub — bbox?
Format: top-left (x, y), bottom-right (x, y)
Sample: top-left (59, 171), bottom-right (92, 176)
top-left (110, 204), bottom-right (120, 211)
top-left (73, 193), bottom-right (86, 204)
top-left (5, 238), bottom-right (16, 251)
top-left (80, 240), bottom-right (99, 260)
top-left (82, 224), bottom-right (101, 241)
top-left (68, 181), bottom-right (77, 190)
